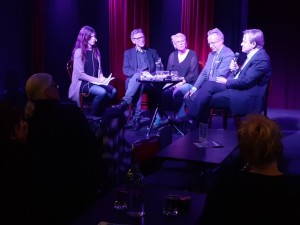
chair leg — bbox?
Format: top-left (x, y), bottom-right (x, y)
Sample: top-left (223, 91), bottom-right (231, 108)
top-left (127, 103), bottom-right (133, 122)
top-left (222, 112), bottom-right (228, 130)
top-left (234, 115), bottom-right (242, 129)
top-left (208, 108), bottom-right (213, 128)
top-left (80, 95), bottom-right (84, 111)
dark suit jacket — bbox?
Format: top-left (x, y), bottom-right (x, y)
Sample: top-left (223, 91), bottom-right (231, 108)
top-left (225, 48), bottom-right (271, 115)
top-left (123, 47), bottom-right (159, 77)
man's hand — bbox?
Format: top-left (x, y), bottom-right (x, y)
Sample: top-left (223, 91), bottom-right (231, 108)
top-left (229, 59), bottom-right (239, 72)
top-left (216, 76), bottom-right (227, 84)
top-left (184, 88), bottom-right (196, 99)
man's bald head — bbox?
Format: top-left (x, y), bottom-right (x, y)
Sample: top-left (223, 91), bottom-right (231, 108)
top-left (26, 73), bottom-right (59, 100)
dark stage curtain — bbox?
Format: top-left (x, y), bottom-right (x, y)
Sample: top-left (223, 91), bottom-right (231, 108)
top-left (25, 0), bottom-right (300, 109)
top-left (30, 0), bottom-right (45, 75)
top-left (109, 0), bottom-right (150, 101)
top-left (248, 0), bottom-right (300, 109)
top-left (181, 0), bottom-right (214, 64)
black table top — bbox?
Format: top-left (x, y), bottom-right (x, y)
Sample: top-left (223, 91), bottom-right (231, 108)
top-left (156, 128), bottom-right (238, 165)
top-left (69, 184), bottom-right (206, 225)
top-left (137, 77), bottom-right (183, 90)
top-left (138, 77), bottom-right (183, 82)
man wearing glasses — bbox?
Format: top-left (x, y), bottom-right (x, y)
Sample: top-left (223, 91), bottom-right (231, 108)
top-left (113, 28), bottom-right (160, 130)
top-left (170, 28), bottom-right (234, 127)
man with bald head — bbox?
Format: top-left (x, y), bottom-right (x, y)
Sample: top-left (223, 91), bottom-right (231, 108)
top-left (24, 73), bottom-right (99, 225)
top-left (25, 72), bottom-right (59, 100)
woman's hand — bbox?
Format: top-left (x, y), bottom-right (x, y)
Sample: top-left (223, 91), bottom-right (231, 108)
top-left (95, 73), bottom-right (115, 85)
top-left (102, 73), bottom-right (115, 85)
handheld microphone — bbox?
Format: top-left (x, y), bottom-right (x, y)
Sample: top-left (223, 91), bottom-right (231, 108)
top-left (233, 52), bottom-right (240, 63)
top-left (231, 52), bottom-right (240, 73)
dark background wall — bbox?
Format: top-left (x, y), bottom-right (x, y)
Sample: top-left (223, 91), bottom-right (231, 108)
top-left (0, 0), bottom-right (299, 109)
top-left (247, 0), bottom-right (300, 109)
top-left (0, 0), bottom-right (30, 106)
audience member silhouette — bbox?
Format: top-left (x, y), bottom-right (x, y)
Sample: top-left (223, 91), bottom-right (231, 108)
top-left (198, 114), bottom-right (300, 225)
top-left (0, 100), bottom-right (29, 225)
top-left (25, 73), bottom-right (100, 225)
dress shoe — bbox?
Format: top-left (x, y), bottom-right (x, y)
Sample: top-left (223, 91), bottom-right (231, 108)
top-left (153, 117), bottom-right (162, 128)
top-left (112, 101), bottom-right (128, 112)
top-left (132, 118), bottom-right (141, 131)
top-left (125, 119), bottom-right (134, 129)
top-left (169, 116), bottom-right (197, 129)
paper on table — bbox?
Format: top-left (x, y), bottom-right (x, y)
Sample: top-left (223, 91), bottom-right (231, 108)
top-left (194, 140), bottom-right (223, 148)
top-left (91, 73), bottom-right (115, 85)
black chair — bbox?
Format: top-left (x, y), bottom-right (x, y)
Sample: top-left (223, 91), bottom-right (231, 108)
top-left (131, 135), bottom-right (161, 176)
top-left (66, 60), bottom-right (92, 111)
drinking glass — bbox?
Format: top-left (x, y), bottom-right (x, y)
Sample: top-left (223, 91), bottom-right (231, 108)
top-left (155, 70), bottom-right (163, 81)
top-left (163, 71), bottom-right (170, 77)
top-left (199, 123), bottom-right (208, 144)
top-left (170, 71), bottom-right (178, 80)
top-left (162, 195), bottom-right (179, 216)
top-left (113, 188), bottom-right (128, 210)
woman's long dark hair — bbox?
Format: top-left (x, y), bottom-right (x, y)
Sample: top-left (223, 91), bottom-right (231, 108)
top-left (71, 25), bottom-right (100, 63)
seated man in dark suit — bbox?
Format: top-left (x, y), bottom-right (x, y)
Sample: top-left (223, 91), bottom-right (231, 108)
top-left (112, 28), bottom-right (160, 130)
top-left (24, 73), bottom-right (100, 225)
top-left (209, 28), bottom-right (271, 120)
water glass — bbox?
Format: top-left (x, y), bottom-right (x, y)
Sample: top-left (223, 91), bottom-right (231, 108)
top-left (163, 71), bottom-right (170, 76)
top-left (113, 188), bottom-right (128, 210)
top-left (199, 123), bottom-right (208, 144)
top-left (162, 195), bottom-right (179, 216)
top-left (170, 71), bottom-right (178, 80)
top-left (155, 71), bottom-right (163, 81)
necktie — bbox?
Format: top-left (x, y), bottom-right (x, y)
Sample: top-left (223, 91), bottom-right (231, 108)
top-left (234, 57), bottom-right (250, 79)
top-left (209, 53), bottom-right (218, 80)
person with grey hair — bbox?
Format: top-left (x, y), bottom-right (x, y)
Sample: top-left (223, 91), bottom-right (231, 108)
top-left (154, 32), bottom-right (199, 127)
top-left (155, 33), bottom-right (199, 125)
top-left (113, 28), bottom-right (160, 130)
top-left (210, 28), bottom-right (271, 117)
top-left (170, 28), bottom-right (234, 127)
top-left (24, 73), bottom-right (100, 225)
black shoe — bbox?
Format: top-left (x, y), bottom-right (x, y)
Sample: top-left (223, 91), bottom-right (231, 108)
top-left (169, 116), bottom-right (197, 128)
top-left (124, 119), bottom-right (134, 129)
top-left (132, 118), bottom-right (141, 131)
top-left (112, 101), bottom-right (128, 112)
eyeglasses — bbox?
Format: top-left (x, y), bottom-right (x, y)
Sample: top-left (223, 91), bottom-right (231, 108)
top-left (133, 36), bottom-right (145, 40)
top-left (175, 40), bottom-right (186, 44)
top-left (50, 83), bottom-right (59, 89)
top-left (208, 40), bottom-right (221, 46)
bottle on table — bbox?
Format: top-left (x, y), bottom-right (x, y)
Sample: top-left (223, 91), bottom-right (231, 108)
top-left (126, 163), bottom-right (145, 217)
top-left (155, 57), bottom-right (164, 74)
